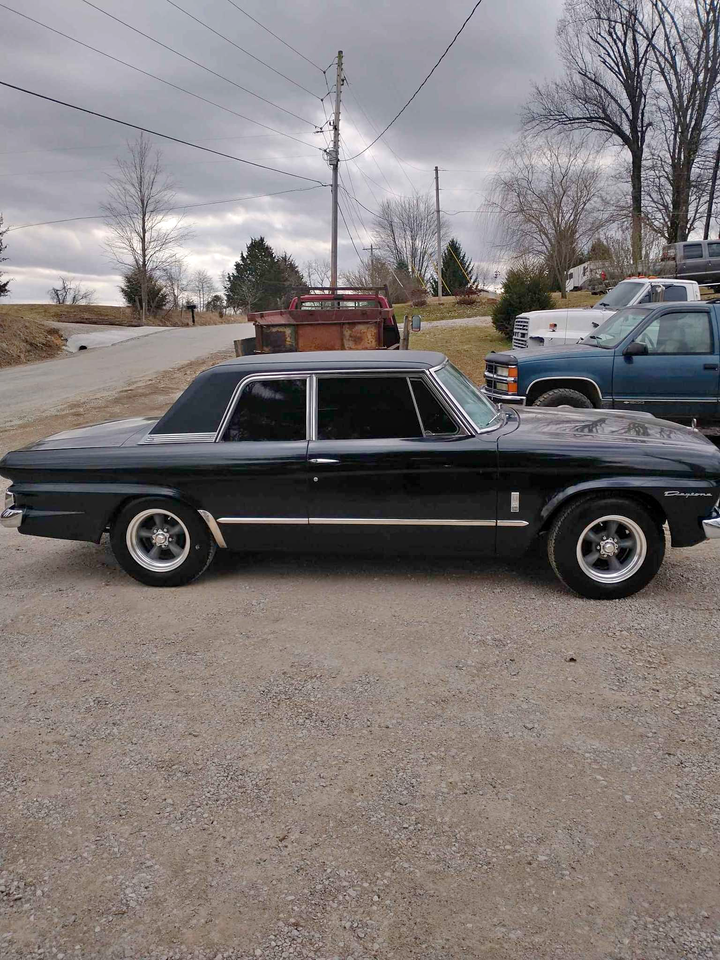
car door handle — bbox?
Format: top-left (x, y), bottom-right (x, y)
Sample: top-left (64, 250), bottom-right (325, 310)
top-left (703, 363), bottom-right (718, 370)
top-left (309, 458), bottom-right (340, 464)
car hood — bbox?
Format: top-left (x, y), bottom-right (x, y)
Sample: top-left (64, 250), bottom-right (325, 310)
top-left (506, 405), bottom-right (715, 448)
top-left (491, 344), bottom-right (609, 364)
top-left (14, 417), bottom-right (158, 451)
top-left (519, 307), bottom-right (614, 325)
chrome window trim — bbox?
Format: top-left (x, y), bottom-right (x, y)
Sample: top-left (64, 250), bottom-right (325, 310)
top-left (216, 516), bottom-right (529, 528)
top-left (526, 376), bottom-right (603, 405)
top-left (410, 375), bottom-right (465, 437)
top-left (141, 432), bottom-right (216, 445)
top-left (430, 359), bottom-right (503, 435)
top-left (406, 377), bottom-right (425, 435)
top-left (312, 369), bottom-right (468, 440)
top-left (214, 372), bottom-right (312, 443)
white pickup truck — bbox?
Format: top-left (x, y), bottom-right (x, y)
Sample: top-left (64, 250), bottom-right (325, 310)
top-left (511, 278), bottom-right (702, 349)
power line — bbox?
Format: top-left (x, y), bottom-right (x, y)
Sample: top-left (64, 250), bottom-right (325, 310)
top-left (0, 81), bottom-right (328, 184)
top-left (344, 87), bottom-right (418, 193)
top-left (7, 185), bottom-right (326, 232)
top-left (78, 0), bottom-right (316, 127)
top-left (337, 197), bottom-right (363, 261)
top-left (165, 0), bottom-right (322, 100)
top-left (342, 0), bottom-right (485, 160)
top-left (224, 0), bottom-right (324, 73)
top-left (0, 133), bottom-right (295, 157)
top-left (2, 4), bottom-right (320, 150)
top-left (0, 154), bottom-right (320, 179)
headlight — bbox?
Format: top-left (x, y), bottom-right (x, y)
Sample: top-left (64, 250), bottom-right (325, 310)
top-left (494, 364), bottom-right (510, 377)
top-left (491, 381), bottom-right (509, 392)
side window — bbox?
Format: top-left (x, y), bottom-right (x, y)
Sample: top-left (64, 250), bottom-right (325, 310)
top-left (635, 312), bottom-right (713, 355)
top-left (683, 243), bottom-right (704, 260)
top-left (317, 377), bottom-right (422, 440)
top-left (223, 378), bottom-right (307, 441)
top-left (409, 378), bottom-right (460, 435)
top-left (708, 242), bottom-right (720, 259)
top-left (661, 285), bottom-right (687, 302)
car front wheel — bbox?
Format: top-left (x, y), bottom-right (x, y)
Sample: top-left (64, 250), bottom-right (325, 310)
top-left (532, 388), bottom-right (593, 408)
top-left (111, 498), bottom-right (216, 587)
top-left (547, 496), bottom-right (665, 599)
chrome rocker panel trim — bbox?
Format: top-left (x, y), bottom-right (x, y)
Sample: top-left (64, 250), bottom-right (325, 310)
top-left (217, 517), bottom-right (529, 528)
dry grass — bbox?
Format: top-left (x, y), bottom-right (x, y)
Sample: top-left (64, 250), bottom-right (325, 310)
top-left (393, 298), bottom-right (499, 323)
top-left (551, 290), bottom-right (603, 308)
top-left (411, 322), bottom-right (510, 384)
top-left (0, 304), bottom-right (245, 327)
top-left (0, 315), bottom-right (65, 368)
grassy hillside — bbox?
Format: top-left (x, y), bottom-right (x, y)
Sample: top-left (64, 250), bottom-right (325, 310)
top-left (0, 315), bottom-right (65, 368)
top-left (0, 304), bottom-right (244, 327)
top-left (410, 322), bottom-right (510, 384)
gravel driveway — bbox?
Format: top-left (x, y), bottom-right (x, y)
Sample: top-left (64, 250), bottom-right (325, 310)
top-left (1, 377), bottom-right (719, 960)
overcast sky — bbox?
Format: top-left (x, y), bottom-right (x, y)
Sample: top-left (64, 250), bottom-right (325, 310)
top-left (1, 0), bottom-right (564, 303)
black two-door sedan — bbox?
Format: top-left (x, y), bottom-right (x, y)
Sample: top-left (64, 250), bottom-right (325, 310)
top-left (2, 350), bottom-right (720, 599)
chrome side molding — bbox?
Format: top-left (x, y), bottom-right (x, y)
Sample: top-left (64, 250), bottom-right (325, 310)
top-left (198, 510), bottom-right (227, 548)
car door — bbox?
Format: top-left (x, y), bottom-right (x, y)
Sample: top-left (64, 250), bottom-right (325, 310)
top-left (707, 241), bottom-right (720, 284)
top-left (306, 373), bottom-right (499, 555)
top-left (611, 309), bottom-right (720, 420)
top-left (205, 374), bottom-right (311, 550)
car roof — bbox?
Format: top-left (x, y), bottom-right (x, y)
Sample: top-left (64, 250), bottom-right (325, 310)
top-left (214, 350), bottom-right (446, 371)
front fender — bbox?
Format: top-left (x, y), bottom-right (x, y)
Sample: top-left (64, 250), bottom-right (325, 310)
top-left (541, 476), bottom-right (718, 548)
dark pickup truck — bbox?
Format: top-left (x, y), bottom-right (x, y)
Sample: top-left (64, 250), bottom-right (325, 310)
top-left (484, 301), bottom-right (720, 426)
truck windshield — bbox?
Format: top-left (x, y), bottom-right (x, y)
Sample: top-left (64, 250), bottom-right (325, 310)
top-left (434, 362), bottom-right (501, 429)
top-left (593, 280), bottom-right (646, 309)
top-left (581, 307), bottom-right (650, 348)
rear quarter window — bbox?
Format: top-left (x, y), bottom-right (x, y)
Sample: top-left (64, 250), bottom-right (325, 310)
top-left (683, 243), bottom-right (704, 260)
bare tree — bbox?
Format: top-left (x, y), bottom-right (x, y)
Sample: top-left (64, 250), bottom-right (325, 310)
top-left (372, 194), bottom-right (449, 284)
top-left (642, 0), bottom-right (720, 242)
top-left (47, 276), bottom-right (96, 305)
top-left (524, 0), bottom-right (657, 263)
top-left (161, 258), bottom-right (190, 311)
top-left (102, 134), bottom-right (191, 325)
top-left (491, 135), bottom-right (613, 297)
top-left (193, 268), bottom-right (216, 311)
top-left (303, 258), bottom-right (332, 287)
top-left (342, 256), bottom-right (413, 302)
top-left (0, 214), bottom-right (10, 298)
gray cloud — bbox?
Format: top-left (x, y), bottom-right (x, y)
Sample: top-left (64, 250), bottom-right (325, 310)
top-left (2, 0), bottom-right (564, 302)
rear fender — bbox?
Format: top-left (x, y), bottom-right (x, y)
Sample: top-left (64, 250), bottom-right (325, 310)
top-left (11, 481), bottom-right (203, 543)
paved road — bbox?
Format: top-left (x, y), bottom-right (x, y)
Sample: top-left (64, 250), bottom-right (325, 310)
top-left (0, 321), bottom-right (252, 425)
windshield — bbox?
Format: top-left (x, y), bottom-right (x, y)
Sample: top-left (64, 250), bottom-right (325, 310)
top-left (434, 362), bottom-right (500, 429)
top-left (581, 307), bottom-right (650, 348)
top-left (593, 280), bottom-right (646, 309)
top-left (298, 298), bottom-right (380, 310)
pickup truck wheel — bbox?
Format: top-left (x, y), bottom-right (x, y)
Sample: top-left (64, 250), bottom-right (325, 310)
top-left (547, 496), bottom-right (665, 600)
top-left (111, 498), bottom-right (216, 587)
top-left (532, 388), bottom-right (593, 408)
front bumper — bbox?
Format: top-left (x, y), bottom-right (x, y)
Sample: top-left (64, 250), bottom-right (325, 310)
top-left (482, 386), bottom-right (525, 405)
top-left (703, 510), bottom-right (720, 539)
top-left (1, 506), bottom-right (23, 529)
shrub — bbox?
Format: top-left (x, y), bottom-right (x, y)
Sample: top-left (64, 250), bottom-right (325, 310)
top-left (454, 286), bottom-right (479, 305)
top-left (410, 286), bottom-right (428, 307)
top-left (492, 267), bottom-right (554, 339)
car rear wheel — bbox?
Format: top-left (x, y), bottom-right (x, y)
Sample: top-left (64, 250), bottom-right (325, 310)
top-left (547, 496), bottom-right (665, 599)
top-left (532, 388), bottom-right (593, 408)
top-left (111, 498), bottom-right (216, 587)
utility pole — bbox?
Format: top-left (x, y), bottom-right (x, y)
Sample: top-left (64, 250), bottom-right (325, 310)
top-left (329, 50), bottom-right (343, 292)
top-left (363, 243), bottom-right (374, 284)
top-left (434, 166), bottom-right (442, 302)
top-left (703, 137), bottom-right (720, 240)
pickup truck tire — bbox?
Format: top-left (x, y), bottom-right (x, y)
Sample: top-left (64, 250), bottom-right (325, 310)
top-left (111, 497), bottom-right (217, 587)
top-left (532, 388), bottom-right (593, 409)
top-left (547, 495), bottom-right (665, 600)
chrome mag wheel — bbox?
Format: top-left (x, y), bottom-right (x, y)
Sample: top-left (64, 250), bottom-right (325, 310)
top-left (126, 509), bottom-right (191, 572)
top-left (576, 514), bottom-right (647, 584)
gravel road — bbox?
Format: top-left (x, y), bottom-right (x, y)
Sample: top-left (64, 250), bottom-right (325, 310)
top-left (0, 322), bottom-right (252, 427)
top-left (1, 373), bottom-right (719, 960)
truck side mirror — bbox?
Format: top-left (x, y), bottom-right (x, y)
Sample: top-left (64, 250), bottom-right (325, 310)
top-left (623, 340), bottom-right (649, 357)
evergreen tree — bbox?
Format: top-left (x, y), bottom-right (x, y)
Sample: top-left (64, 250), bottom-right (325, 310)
top-left (224, 237), bottom-right (285, 313)
top-left (120, 268), bottom-right (168, 315)
top-left (0, 215), bottom-right (10, 299)
top-left (492, 266), bottom-right (554, 339)
top-left (277, 252), bottom-right (307, 306)
top-left (431, 238), bottom-right (477, 295)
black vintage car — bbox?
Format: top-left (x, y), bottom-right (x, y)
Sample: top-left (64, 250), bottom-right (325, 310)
top-left (2, 351), bottom-right (720, 599)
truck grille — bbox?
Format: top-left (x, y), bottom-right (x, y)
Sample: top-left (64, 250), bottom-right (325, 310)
top-left (512, 317), bottom-right (529, 349)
